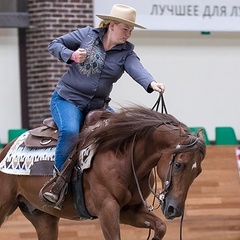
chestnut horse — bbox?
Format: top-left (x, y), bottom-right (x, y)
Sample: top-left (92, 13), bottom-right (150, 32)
top-left (0, 106), bottom-right (206, 240)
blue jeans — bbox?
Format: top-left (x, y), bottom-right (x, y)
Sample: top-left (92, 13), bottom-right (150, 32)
top-left (50, 91), bottom-right (114, 170)
top-left (50, 91), bottom-right (84, 170)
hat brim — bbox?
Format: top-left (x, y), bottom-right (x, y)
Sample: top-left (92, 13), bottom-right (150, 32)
top-left (96, 14), bottom-right (146, 29)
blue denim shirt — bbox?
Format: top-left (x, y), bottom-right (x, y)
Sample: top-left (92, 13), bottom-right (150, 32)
top-left (48, 26), bottom-right (154, 110)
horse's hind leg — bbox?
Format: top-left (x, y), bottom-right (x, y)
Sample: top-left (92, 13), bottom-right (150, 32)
top-left (0, 174), bottom-right (19, 227)
top-left (19, 202), bottom-right (59, 240)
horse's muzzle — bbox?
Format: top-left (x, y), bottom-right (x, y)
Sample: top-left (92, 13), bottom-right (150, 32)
top-left (161, 198), bottom-right (184, 220)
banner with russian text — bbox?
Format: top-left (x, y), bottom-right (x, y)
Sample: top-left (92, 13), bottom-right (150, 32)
top-left (94, 0), bottom-right (240, 32)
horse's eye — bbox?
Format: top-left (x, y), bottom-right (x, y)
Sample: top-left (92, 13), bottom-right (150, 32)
top-left (175, 161), bottom-right (182, 170)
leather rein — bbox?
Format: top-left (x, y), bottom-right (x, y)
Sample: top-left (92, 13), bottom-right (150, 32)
top-left (131, 93), bottom-right (198, 240)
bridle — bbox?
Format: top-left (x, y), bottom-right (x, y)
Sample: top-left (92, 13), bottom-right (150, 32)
top-left (131, 93), bottom-right (200, 240)
top-left (158, 137), bottom-right (199, 204)
top-left (157, 137), bottom-right (200, 240)
top-left (158, 152), bottom-right (175, 204)
top-left (131, 134), bottom-right (199, 240)
top-left (131, 93), bottom-right (169, 212)
top-left (151, 92), bottom-right (199, 203)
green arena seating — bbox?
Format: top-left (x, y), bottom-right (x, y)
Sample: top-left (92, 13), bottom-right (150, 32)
top-left (8, 128), bottom-right (28, 143)
top-left (215, 127), bottom-right (238, 145)
top-left (189, 127), bottom-right (210, 145)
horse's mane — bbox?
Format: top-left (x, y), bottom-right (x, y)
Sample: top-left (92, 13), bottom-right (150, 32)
top-left (79, 106), bottom-right (190, 154)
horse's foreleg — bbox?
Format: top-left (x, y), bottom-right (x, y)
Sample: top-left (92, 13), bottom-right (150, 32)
top-left (96, 199), bottom-right (121, 240)
top-left (19, 203), bottom-right (59, 240)
top-left (120, 205), bottom-right (166, 240)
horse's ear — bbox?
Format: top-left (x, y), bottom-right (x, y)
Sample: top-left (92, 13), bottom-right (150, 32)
top-left (197, 129), bottom-right (204, 140)
top-left (178, 124), bottom-right (186, 136)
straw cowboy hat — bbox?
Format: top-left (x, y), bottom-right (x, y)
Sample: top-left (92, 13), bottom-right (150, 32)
top-left (96, 4), bottom-right (146, 29)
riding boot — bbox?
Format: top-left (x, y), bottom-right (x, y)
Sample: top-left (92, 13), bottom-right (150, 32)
top-left (40, 158), bottom-right (75, 210)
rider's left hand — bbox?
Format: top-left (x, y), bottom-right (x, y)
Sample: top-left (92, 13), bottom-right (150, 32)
top-left (150, 81), bottom-right (165, 93)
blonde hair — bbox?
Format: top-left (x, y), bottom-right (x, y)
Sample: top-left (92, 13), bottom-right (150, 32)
top-left (98, 20), bottom-right (120, 28)
top-left (98, 20), bottom-right (111, 28)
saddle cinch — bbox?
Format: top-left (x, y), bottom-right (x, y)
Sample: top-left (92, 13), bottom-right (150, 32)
top-left (24, 109), bottom-right (111, 149)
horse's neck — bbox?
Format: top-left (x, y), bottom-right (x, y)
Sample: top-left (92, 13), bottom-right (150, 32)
top-left (133, 126), bottom-right (181, 176)
top-left (133, 140), bottom-right (162, 177)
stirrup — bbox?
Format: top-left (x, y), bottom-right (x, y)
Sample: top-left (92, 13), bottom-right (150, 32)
top-left (39, 167), bottom-right (61, 207)
top-left (43, 191), bottom-right (62, 210)
top-left (43, 191), bottom-right (58, 204)
top-left (39, 159), bottom-right (74, 210)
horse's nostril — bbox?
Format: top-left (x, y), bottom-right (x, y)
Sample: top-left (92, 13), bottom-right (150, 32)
top-left (168, 205), bottom-right (175, 215)
top-left (167, 205), bottom-right (182, 218)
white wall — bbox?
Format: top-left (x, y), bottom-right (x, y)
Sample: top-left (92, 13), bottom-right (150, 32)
top-left (0, 29), bottom-right (239, 143)
top-left (110, 31), bottom-right (240, 141)
top-left (0, 29), bottom-right (21, 144)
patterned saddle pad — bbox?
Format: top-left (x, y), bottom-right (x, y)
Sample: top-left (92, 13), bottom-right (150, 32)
top-left (0, 132), bottom-right (55, 176)
top-left (0, 132), bottom-right (96, 176)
